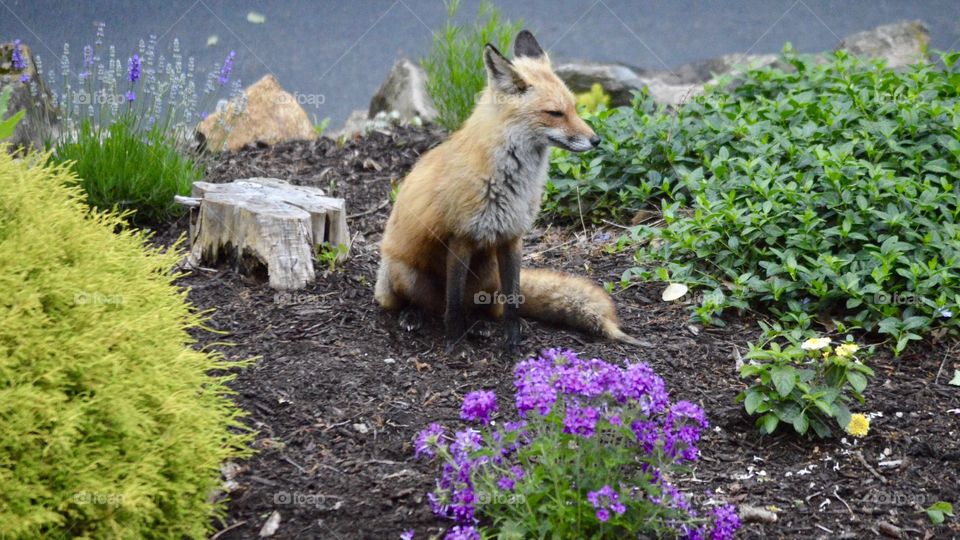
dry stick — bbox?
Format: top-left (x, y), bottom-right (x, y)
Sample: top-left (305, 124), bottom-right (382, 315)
top-left (347, 198), bottom-right (390, 219)
top-left (210, 520), bottom-right (248, 540)
top-left (856, 452), bottom-right (888, 484)
top-left (933, 347), bottom-right (953, 384)
top-left (833, 486), bottom-right (854, 516)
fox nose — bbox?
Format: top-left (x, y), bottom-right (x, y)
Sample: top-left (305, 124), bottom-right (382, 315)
top-left (589, 135), bottom-right (601, 147)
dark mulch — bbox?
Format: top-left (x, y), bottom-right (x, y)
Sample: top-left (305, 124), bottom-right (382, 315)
top-left (158, 128), bottom-right (959, 539)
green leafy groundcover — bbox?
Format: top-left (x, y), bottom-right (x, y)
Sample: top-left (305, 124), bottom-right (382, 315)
top-left (0, 149), bottom-right (251, 538)
top-left (548, 49), bottom-right (960, 354)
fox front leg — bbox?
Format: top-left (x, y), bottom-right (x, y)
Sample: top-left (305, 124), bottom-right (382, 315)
top-left (444, 239), bottom-right (473, 354)
top-left (497, 238), bottom-right (522, 356)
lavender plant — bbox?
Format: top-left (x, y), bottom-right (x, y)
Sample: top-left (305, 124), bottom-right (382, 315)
top-left (413, 349), bottom-right (741, 539)
top-left (27, 22), bottom-right (245, 145)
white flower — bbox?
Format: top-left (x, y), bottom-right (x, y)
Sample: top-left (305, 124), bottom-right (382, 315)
top-left (801, 337), bottom-right (831, 351)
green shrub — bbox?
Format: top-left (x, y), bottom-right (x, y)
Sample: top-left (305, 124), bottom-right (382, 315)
top-left (0, 148), bottom-right (250, 538)
top-left (49, 114), bottom-right (200, 226)
top-left (550, 49), bottom-right (960, 354)
top-left (422, 0), bottom-right (522, 130)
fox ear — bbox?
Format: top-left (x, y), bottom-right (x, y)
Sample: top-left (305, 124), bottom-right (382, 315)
top-left (514, 30), bottom-right (545, 60)
top-left (483, 43), bottom-right (529, 94)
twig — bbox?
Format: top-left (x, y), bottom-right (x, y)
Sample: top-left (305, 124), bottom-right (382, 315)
top-left (347, 198), bottom-right (390, 219)
top-left (833, 486), bottom-right (854, 516)
top-left (210, 520), bottom-right (248, 540)
top-left (815, 524), bottom-right (834, 534)
top-left (523, 238), bottom-right (578, 260)
top-left (856, 452), bottom-right (887, 484)
top-left (934, 347), bottom-right (951, 384)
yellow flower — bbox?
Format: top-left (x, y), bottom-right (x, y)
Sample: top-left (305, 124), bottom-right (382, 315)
top-left (835, 343), bottom-right (859, 358)
top-left (845, 414), bottom-right (870, 437)
top-left (801, 337), bottom-right (831, 351)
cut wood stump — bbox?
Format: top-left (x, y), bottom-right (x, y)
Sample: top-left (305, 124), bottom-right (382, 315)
top-left (174, 177), bottom-right (348, 290)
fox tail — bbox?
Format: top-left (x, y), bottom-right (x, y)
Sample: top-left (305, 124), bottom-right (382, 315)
top-left (518, 268), bottom-right (641, 345)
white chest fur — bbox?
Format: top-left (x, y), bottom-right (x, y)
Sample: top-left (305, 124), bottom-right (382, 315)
top-left (464, 129), bottom-right (548, 246)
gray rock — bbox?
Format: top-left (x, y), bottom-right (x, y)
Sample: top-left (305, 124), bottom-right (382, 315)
top-left (326, 109), bottom-right (368, 140)
top-left (555, 20), bottom-right (929, 108)
top-left (1, 41), bottom-right (58, 151)
top-left (837, 20), bottom-right (929, 68)
top-left (368, 59), bottom-right (437, 123)
top-left (556, 53), bottom-right (778, 108)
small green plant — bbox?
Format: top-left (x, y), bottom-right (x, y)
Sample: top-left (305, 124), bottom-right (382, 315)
top-left (926, 501), bottom-right (954, 525)
top-left (0, 148), bottom-right (251, 538)
top-left (314, 117), bottom-right (331, 136)
top-left (576, 83), bottom-right (610, 113)
top-left (49, 113), bottom-right (201, 226)
top-left (737, 336), bottom-right (874, 438)
top-left (0, 86), bottom-right (25, 140)
top-left (421, 0), bottom-right (522, 130)
top-left (314, 242), bottom-right (348, 272)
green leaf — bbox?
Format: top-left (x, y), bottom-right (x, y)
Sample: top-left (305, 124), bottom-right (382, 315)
top-left (744, 388), bottom-right (764, 415)
top-left (926, 501), bottom-right (954, 525)
top-left (771, 365), bottom-right (797, 397)
top-left (792, 414), bottom-right (809, 435)
top-left (949, 370), bottom-right (960, 387)
top-left (0, 109), bottom-right (25, 140)
top-left (760, 413), bottom-right (779, 434)
top-left (846, 371), bottom-right (868, 393)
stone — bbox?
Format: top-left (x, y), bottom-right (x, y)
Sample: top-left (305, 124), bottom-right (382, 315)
top-left (368, 58), bottom-right (437, 123)
top-left (197, 74), bottom-right (316, 152)
top-left (837, 20), bottom-right (929, 68)
top-left (325, 109), bottom-right (369, 140)
top-left (554, 62), bottom-right (648, 107)
top-left (0, 41), bottom-right (58, 151)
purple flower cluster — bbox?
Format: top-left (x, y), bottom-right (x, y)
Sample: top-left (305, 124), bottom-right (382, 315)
top-left (587, 485), bottom-right (627, 522)
top-left (410, 349), bottom-right (739, 539)
top-left (460, 390), bottom-right (496, 425)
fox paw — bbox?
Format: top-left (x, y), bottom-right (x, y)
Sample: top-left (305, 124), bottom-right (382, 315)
top-left (398, 308), bottom-right (423, 332)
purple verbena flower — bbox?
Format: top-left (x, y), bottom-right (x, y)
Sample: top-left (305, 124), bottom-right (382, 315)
top-left (664, 401), bottom-right (709, 463)
top-left (709, 504), bottom-right (740, 540)
top-left (128, 54), bottom-right (141, 83)
top-left (125, 90), bottom-right (136, 102)
top-left (218, 50), bottom-right (236, 86)
top-left (616, 361), bottom-right (669, 415)
top-left (20, 74), bottom-right (30, 83)
top-left (11, 39), bottom-right (26, 70)
top-left (414, 423), bottom-right (445, 459)
top-left (562, 404), bottom-right (600, 438)
top-left (449, 429), bottom-right (482, 460)
top-left (444, 525), bottom-right (480, 540)
top-left (587, 485), bottom-right (626, 523)
top-left (497, 476), bottom-right (514, 491)
top-left (400, 530), bottom-right (414, 540)
top-left (460, 390), bottom-right (497, 425)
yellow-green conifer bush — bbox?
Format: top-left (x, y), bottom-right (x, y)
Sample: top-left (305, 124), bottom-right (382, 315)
top-left (0, 149), bottom-right (251, 538)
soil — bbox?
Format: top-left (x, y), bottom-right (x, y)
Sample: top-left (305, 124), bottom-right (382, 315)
top-left (157, 128), bottom-right (960, 540)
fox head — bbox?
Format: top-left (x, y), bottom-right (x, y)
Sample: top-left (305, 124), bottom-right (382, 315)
top-left (480, 30), bottom-right (599, 153)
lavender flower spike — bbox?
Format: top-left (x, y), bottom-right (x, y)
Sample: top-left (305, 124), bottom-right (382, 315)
top-left (128, 54), bottom-right (141, 83)
top-left (218, 50), bottom-right (236, 86)
top-left (12, 39), bottom-right (27, 70)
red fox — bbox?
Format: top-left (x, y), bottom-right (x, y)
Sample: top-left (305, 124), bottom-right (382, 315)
top-left (375, 30), bottom-right (639, 353)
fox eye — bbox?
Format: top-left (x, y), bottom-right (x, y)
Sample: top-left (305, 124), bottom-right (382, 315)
top-left (544, 110), bottom-right (564, 118)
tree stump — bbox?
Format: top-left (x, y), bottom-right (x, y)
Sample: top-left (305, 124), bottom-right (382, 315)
top-left (175, 177), bottom-right (348, 290)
